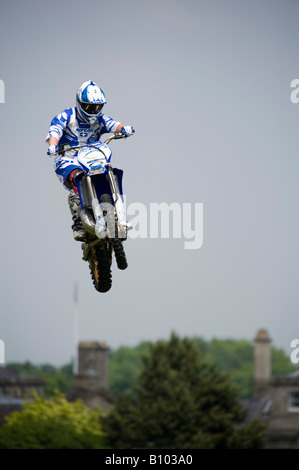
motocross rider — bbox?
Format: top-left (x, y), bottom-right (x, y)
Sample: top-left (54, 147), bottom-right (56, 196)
top-left (46, 80), bottom-right (135, 241)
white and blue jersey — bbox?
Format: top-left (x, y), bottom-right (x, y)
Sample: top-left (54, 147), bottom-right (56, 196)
top-left (46, 107), bottom-right (121, 187)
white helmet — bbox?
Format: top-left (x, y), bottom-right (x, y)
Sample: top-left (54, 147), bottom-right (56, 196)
top-left (76, 80), bottom-right (107, 124)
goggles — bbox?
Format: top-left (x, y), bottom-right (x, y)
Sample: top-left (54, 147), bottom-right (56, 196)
top-left (81, 102), bottom-right (104, 115)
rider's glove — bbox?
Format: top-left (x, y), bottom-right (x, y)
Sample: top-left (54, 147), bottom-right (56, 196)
top-left (121, 126), bottom-right (135, 137)
top-left (47, 144), bottom-right (58, 156)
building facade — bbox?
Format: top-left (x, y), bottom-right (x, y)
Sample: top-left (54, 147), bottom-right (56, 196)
top-left (249, 329), bottom-right (299, 449)
top-left (66, 341), bottom-right (114, 412)
top-left (0, 367), bottom-right (44, 424)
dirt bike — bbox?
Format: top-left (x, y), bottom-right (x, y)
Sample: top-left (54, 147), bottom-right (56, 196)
top-left (59, 133), bottom-right (132, 293)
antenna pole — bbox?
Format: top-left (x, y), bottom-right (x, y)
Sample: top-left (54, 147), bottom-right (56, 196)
top-left (73, 282), bottom-right (79, 375)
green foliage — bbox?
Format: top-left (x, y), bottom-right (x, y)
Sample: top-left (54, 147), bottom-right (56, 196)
top-left (271, 347), bottom-right (297, 376)
top-left (6, 361), bottom-right (73, 396)
top-left (108, 341), bottom-right (151, 396)
top-left (0, 391), bottom-right (108, 449)
top-left (109, 337), bottom-right (297, 399)
top-left (6, 338), bottom-right (297, 401)
top-left (3, 336), bottom-right (294, 449)
top-left (200, 338), bottom-right (297, 397)
top-left (201, 338), bottom-right (255, 398)
top-left (102, 332), bottom-right (266, 449)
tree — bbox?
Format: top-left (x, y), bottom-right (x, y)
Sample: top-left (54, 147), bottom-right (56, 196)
top-left (102, 332), bottom-right (266, 449)
top-left (6, 339), bottom-right (296, 399)
top-left (0, 391), bottom-right (108, 449)
top-left (195, 337), bottom-right (298, 398)
top-left (202, 338), bottom-right (255, 398)
top-left (109, 342), bottom-right (151, 395)
top-left (271, 347), bottom-right (298, 376)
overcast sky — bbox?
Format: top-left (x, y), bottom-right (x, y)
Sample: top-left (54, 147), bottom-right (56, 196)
top-left (0, 0), bottom-right (298, 367)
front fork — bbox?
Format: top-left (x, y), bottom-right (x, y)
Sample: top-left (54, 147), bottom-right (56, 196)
top-left (106, 166), bottom-right (127, 228)
top-left (86, 168), bottom-right (127, 239)
top-left (85, 176), bottom-right (107, 238)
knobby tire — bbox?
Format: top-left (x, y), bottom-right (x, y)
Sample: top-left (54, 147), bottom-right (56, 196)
top-left (88, 244), bottom-right (112, 293)
top-left (100, 193), bottom-right (128, 271)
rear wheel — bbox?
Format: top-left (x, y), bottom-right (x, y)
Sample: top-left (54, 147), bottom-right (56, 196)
top-left (88, 243), bottom-right (112, 293)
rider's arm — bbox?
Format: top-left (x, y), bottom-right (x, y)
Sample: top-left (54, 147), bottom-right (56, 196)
top-left (46, 108), bottom-right (75, 145)
top-left (100, 114), bottom-right (134, 136)
top-left (115, 124), bottom-right (124, 133)
top-left (48, 136), bottom-right (59, 146)
top-left (115, 123), bottom-right (135, 136)
top-left (47, 136), bottom-right (59, 156)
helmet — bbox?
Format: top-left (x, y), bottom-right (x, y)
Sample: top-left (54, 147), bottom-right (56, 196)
top-left (76, 80), bottom-right (107, 124)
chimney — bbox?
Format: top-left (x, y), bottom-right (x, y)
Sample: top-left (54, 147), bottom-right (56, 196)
top-left (253, 329), bottom-right (271, 398)
top-left (74, 341), bottom-right (109, 391)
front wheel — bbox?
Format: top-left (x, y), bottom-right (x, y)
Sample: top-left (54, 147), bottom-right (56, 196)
top-left (113, 238), bottom-right (128, 270)
top-left (100, 193), bottom-right (128, 270)
top-left (87, 243), bottom-right (112, 293)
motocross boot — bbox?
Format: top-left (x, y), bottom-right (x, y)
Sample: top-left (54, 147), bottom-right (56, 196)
top-left (68, 193), bottom-right (87, 241)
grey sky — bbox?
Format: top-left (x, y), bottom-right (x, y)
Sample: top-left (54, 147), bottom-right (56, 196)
top-left (0, 0), bottom-right (298, 366)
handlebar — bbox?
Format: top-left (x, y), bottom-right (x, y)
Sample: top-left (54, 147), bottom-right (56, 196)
top-left (56, 133), bottom-right (129, 156)
top-left (104, 133), bottom-right (127, 145)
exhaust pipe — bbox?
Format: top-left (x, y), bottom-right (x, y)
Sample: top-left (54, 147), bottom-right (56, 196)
top-left (80, 208), bottom-right (96, 235)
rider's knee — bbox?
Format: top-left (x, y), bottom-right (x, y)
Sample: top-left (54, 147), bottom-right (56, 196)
top-left (65, 169), bottom-right (82, 193)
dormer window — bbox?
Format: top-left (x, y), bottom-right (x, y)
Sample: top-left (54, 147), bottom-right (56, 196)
top-left (288, 392), bottom-right (299, 412)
